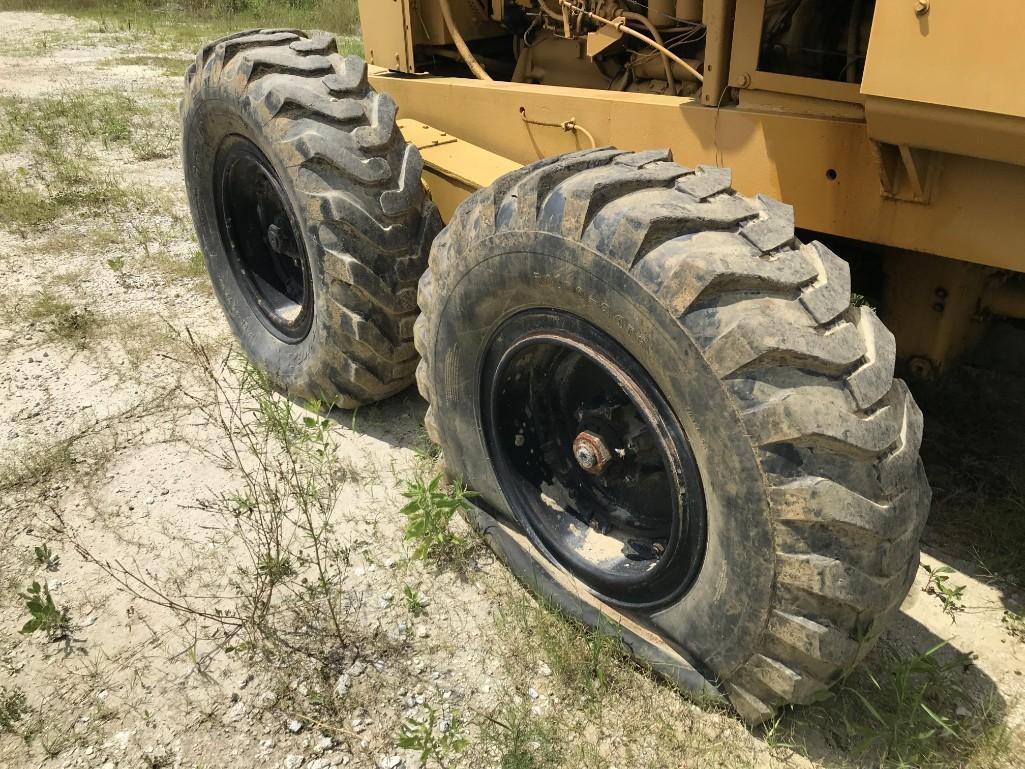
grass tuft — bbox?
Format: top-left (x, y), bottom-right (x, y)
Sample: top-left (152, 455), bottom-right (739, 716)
top-left (780, 638), bottom-right (1008, 768)
top-left (476, 701), bottom-right (565, 769)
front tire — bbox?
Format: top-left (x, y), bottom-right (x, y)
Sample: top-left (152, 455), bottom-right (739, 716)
top-left (182, 30), bottom-right (440, 407)
top-left (414, 148), bottom-right (931, 721)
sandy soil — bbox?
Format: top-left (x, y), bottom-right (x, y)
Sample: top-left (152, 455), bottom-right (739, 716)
top-left (0, 11), bottom-right (1022, 769)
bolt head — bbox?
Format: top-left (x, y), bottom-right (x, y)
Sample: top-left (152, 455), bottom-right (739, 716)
top-left (575, 447), bottom-right (597, 468)
top-left (915, 0), bottom-right (930, 16)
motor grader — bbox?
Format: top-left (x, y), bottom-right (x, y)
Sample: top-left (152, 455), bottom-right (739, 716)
top-left (180, 0), bottom-right (1025, 721)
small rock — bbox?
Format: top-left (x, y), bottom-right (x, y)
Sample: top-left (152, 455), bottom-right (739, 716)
top-left (347, 661), bottom-right (367, 677)
top-left (260, 739), bottom-right (276, 749)
top-left (287, 719), bottom-right (305, 734)
top-left (108, 730), bottom-right (133, 751)
top-left (315, 736), bottom-right (334, 752)
top-left (528, 688), bottom-right (539, 700)
top-left (257, 691), bottom-right (278, 709)
top-left (224, 701), bottom-right (246, 723)
top-left (334, 674), bottom-right (351, 698)
top-left (379, 757), bottom-right (402, 769)
top-left (538, 662), bottom-right (552, 677)
top-left (415, 626), bottom-right (428, 639)
top-left (955, 704), bottom-right (971, 718)
top-left (282, 754), bottom-right (304, 769)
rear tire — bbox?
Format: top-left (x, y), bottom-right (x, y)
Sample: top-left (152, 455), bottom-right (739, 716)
top-left (414, 148), bottom-right (931, 721)
top-left (182, 29), bottom-right (440, 407)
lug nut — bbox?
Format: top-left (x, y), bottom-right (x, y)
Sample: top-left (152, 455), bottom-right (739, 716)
top-left (573, 431), bottom-right (613, 475)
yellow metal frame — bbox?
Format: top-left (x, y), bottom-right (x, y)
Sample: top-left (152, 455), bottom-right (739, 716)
top-left (727, 0), bottom-right (863, 104)
top-left (381, 68), bottom-right (1025, 274)
top-left (366, 0), bottom-right (1025, 369)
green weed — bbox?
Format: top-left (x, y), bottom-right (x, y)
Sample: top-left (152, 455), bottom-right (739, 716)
top-left (403, 584), bottom-right (426, 616)
top-left (922, 564), bottom-right (967, 619)
top-left (785, 639), bottom-right (1002, 768)
top-left (19, 581), bottom-right (71, 640)
top-left (33, 544), bottom-right (60, 572)
top-left (476, 701), bottom-right (564, 769)
top-left (397, 705), bottom-right (468, 767)
top-left (399, 475), bottom-right (476, 562)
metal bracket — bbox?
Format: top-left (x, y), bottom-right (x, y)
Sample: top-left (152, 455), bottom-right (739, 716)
top-left (871, 140), bottom-right (939, 204)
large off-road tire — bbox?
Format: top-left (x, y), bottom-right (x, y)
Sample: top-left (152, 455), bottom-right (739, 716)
top-left (182, 30), bottom-right (439, 407)
top-left (414, 148), bottom-right (931, 721)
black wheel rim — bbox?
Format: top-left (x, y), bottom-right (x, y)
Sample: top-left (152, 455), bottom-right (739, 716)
top-left (482, 310), bottom-right (707, 608)
top-left (213, 134), bottom-right (314, 342)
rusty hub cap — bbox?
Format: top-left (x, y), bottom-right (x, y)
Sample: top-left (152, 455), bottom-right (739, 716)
top-left (573, 430), bottom-right (613, 474)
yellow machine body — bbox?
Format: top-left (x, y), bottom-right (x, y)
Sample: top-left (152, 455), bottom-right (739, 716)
top-left (357, 0), bottom-right (1025, 371)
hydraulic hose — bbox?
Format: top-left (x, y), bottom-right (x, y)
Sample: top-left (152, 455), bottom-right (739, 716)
top-left (438, 0), bottom-right (493, 81)
top-left (620, 10), bottom-right (676, 95)
top-left (559, 0), bottom-right (704, 82)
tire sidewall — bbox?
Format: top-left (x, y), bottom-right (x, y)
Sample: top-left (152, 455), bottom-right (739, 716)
top-left (427, 230), bottom-right (775, 676)
top-left (183, 90), bottom-right (329, 399)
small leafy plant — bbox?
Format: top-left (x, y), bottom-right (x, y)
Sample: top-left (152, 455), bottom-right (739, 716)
top-left (397, 705), bottom-right (467, 767)
top-left (403, 584), bottom-right (426, 616)
top-left (19, 581), bottom-right (71, 640)
top-left (399, 474), bottom-right (477, 562)
top-left (922, 564), bottom-right (966, 619)
top-left (106, 254), bottom-right (125, 272)
top-left (33, 543), bottom-right (60, 571)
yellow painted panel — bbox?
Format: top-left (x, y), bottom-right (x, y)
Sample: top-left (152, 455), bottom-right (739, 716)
top-left (357, 0), bottom-right (414, 72)
top-left (863, 1), bottom-right (1025, 119)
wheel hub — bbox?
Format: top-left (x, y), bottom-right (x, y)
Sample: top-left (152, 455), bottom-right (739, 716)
top-left (572, 430), bottom-right (613, 475)
top-left (213, 135), bottom-right (314, 343)
top-left (482, 310), bottom-right (707, 608)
